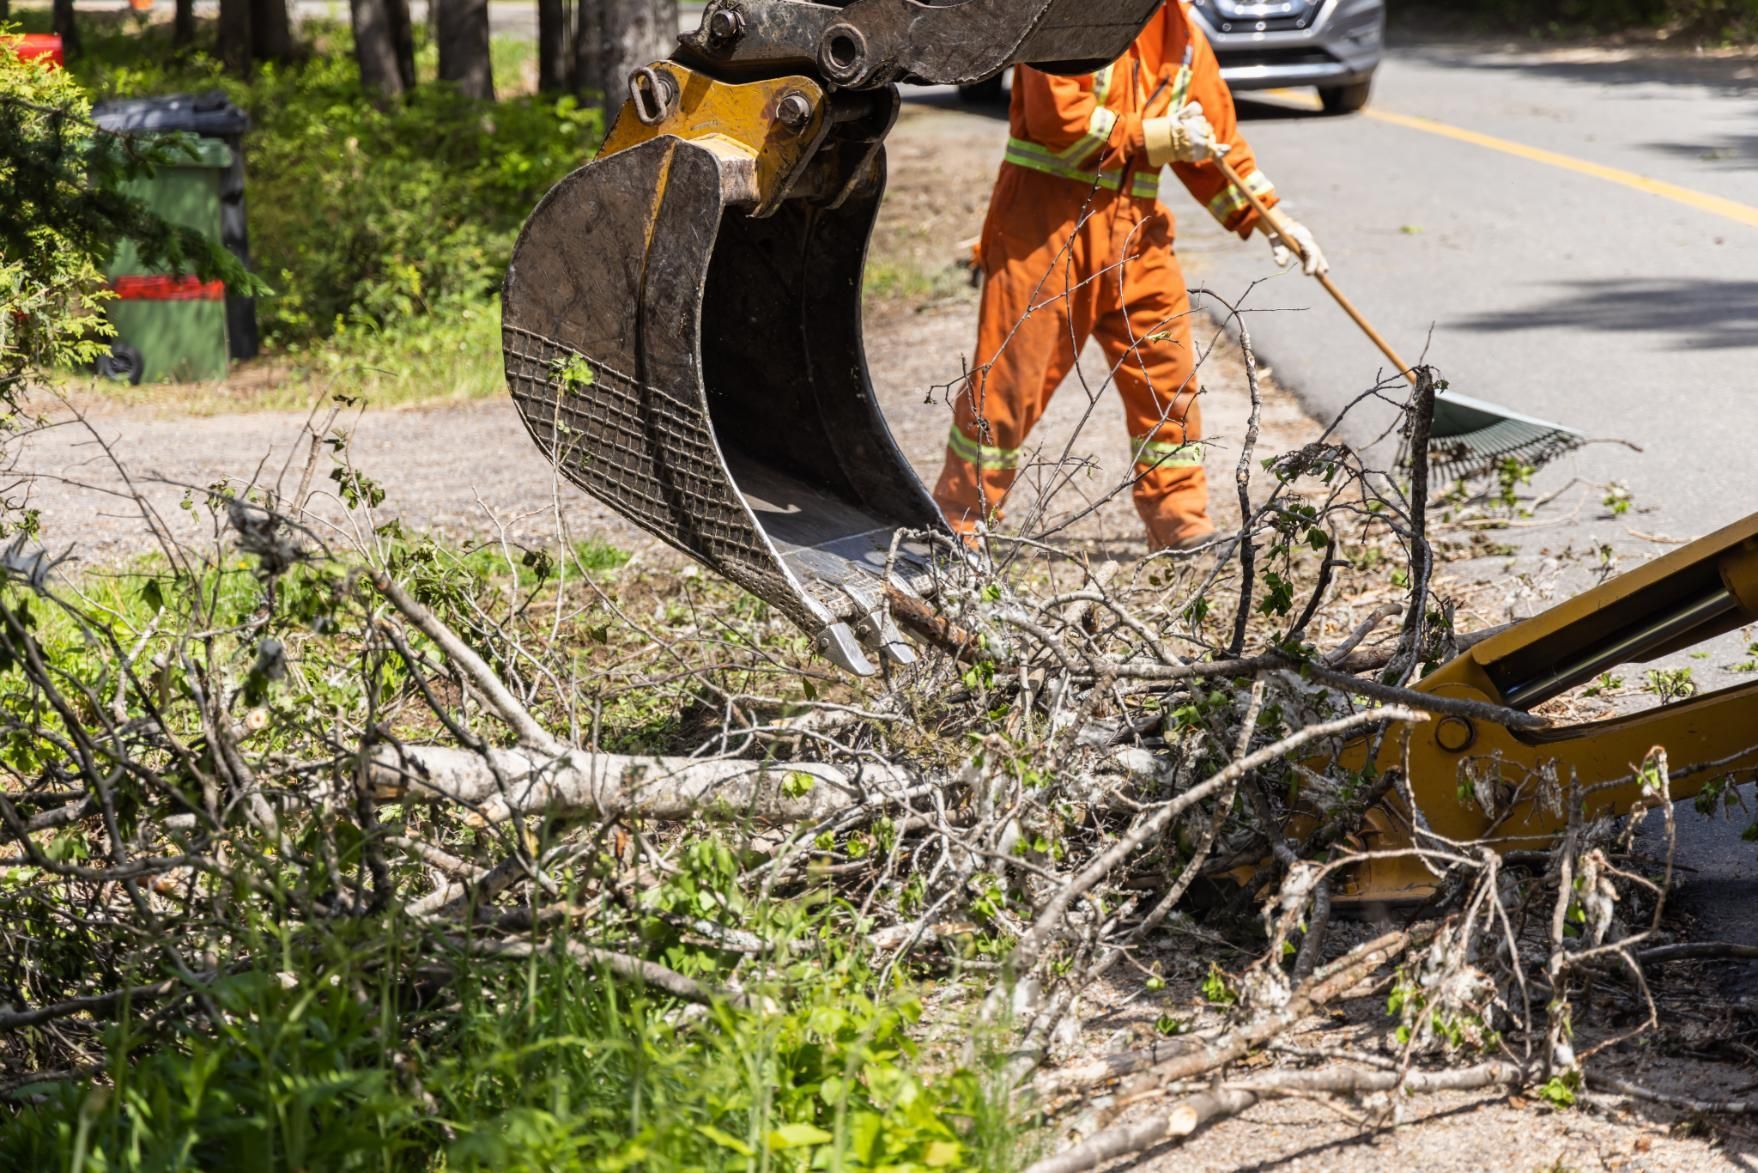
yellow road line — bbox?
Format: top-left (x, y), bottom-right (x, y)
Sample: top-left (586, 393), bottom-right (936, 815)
top-left (1363, 107), bottom-right (1758, 230)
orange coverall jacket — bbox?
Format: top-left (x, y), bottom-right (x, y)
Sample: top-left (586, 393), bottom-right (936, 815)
top-left (931, 1), bottom-right (1280, 550)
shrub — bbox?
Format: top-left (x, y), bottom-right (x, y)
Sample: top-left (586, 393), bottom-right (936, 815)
top-left (0, 24), bottom-right (250, 402)
top-left (65, 17), bottom-right (601, 349)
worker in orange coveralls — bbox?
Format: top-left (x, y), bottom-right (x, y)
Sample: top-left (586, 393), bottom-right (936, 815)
top-left (932, 1), bottom-right (1328, 551)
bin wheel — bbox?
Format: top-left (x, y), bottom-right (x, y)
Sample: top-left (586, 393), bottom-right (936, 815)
top-left (96, 342), bottom-right (145, 385)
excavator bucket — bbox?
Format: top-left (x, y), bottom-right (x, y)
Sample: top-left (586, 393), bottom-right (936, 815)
top-left (502, 0), bottom-right (1164, 673)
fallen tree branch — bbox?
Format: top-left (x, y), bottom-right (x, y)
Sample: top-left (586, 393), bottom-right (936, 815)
top-left (1633, 942), bottom-right (1758, 964)
top-left (1593, 1074), bottom-right (1758, 1115)
top-left (1032, 929), bottom-right (1415, 1104)
top-left (1028, 1059), bottom-right (1527, 1173)
top-left (368, 743), bottom-right (926, 824)
top-left (1012, 709), bottom-right (1424, 976)
top-left (371, 571), bottom-right (563, 755)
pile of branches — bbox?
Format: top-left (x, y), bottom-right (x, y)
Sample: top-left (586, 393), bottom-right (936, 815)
top-left (0, 358), bottom-right (1734, 1164)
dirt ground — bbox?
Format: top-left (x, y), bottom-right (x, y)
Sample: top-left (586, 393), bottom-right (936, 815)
top-left (13, 96), bottom-right (1758, 1170)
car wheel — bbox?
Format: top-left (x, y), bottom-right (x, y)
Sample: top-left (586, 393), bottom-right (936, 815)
top-left (96, 341), bottom-right (145, 385)
top-left (1319, 79), bottom-right (1372, 115)
top-left (957, 73), bottom-right (1006, 106)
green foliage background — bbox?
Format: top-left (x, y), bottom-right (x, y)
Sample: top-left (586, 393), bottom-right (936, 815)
top-left (0, 27), bottom-right (256, 399)
top-left (55, 15), bottom-right (601, 350)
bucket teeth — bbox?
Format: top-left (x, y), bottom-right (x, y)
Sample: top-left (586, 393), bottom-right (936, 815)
top-left (841, 581), bottom-right (917, 668)
top-left (815, 623), bottom-right (877, 677)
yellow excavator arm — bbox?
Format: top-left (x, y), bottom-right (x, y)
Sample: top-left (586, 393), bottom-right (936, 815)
top-left (1331, 511), bottom-right (1758, 901)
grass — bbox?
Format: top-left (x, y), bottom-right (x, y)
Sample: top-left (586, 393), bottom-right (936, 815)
top-left (0, 528), bottom-right (1028, 1171)
top-left (0, 911), bottom-right (1021, 1171)
top-left (864, 259), bottom-right (970, 306)
top-left (65, 296), bottom-right (505, 416)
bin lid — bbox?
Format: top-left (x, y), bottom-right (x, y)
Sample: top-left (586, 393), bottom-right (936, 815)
top-left (91, 90), bottom-right (250, 138)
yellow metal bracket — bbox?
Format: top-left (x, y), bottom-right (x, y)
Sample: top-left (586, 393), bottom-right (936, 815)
top-left (1330, 510), bottom-right (1758, 902)
top-left (598, 62), bottom-right (831, 217)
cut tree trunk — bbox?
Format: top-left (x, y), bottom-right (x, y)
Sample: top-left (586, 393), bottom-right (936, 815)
top-left (435, 0), bottom-right (495, 100)
top-left (350, 0), bottom-right (412, 99)
top-left (51, 0), bottom-right (79, 58)
top-left (574, 0), bottom-right (677, 123)
top-left (538, 0), bottom-right (571, 93)
top-left (250, 0), bottom-right (295, 63)
top-left (217, 0), bottom-right (252, 73)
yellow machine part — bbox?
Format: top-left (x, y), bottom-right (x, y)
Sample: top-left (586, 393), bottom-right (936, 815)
top-left (1327, 510), bottom-right (1758, 903)
top-left (598, 64), bottom-right (831, 216)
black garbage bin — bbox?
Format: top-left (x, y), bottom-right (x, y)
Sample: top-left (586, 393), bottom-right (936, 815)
top-left (91, 91), bottom-right (259, 362)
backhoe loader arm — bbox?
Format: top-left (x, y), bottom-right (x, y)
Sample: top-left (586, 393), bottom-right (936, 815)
top-left (1330, 511), bottom-right (1758, 903)
top-left (502, 1), bottom-right (1164, 675)
top-left (672, 0), bottom-right (1165, 88)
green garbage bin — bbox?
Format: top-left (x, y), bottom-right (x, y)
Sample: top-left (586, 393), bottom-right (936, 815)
top-left (103, 135), bottom-right (233, 384)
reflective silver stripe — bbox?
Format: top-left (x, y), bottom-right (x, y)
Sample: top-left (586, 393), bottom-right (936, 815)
top-left (947, 424), bottom-right (1020, 470)
top-left (1006, 137), bottom-right (1160, 200)
top-left (1092, 65), bottom-right (1113, 106)
top-left (1133, 437), bottom-right (1206, 467)
top-left (1207, 167), bottom-right (1275, 224)
top-left (1169, 64), bottom-right (1192, 111)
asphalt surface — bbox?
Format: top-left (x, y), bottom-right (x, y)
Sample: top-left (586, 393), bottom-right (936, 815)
top-left (1170, 42), bottom-right (1758, 545)
top-left (1159, 42), bottom-right (1758, 959)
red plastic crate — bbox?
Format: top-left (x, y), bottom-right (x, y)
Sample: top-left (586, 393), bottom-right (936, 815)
top-left (12, 34), bottom-right (64, 68)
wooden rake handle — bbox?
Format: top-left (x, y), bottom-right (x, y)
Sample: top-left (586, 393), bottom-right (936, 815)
top-left (1212, 155), bottom-right (1419, 387)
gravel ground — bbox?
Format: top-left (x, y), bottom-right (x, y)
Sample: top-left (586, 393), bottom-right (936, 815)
top-left (13, 97), bottom-right (1755, 1169)
top-left (13, 96), bottom-right (1311, 573)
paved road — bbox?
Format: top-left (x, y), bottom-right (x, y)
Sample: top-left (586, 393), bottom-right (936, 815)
top-left (1171, 41), bottom-right (1758, 548)
top-left (1161, 41), bottom-right (1758, 956)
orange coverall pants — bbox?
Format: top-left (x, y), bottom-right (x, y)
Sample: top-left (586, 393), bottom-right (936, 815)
top-left (931, 167), bottom-right (1211, 549)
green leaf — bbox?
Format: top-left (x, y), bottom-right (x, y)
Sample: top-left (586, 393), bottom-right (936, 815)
top-left (768, 1122), bottom-right (834, 1150)
top-left (924, 1139), bottom-right (963, 1166)
top-left (696, 1125), bottom-right (754, 1156)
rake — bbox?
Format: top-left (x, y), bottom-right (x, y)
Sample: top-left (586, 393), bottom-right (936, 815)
top-left (1213, 156), bottom-right (1585, 480)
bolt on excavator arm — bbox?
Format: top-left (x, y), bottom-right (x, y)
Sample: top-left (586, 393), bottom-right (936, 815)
top-left (501, 0), bottom-right (1163, 676)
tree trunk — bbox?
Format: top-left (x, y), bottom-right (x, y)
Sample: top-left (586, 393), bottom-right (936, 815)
top-left (51, 0), bottom-right (80, 58)
top-left (174, 0), bottom-right (197, 49)
top-left (350, 0), bottom-right (409, 99)
top-left (388, 0), bottom-right (416, 91)
top-left (217, 0), bottom-right (252, 73)
top-left (574, 0), bottom-right (677, 123)
top-left (537, 0), bottom-right (570, 94)
top-left (435, 0), bottom-right (495, 100)
top-left (250, 0), bottom-right (294, 62)
top-left (0, 1), bottom-right (11, 28)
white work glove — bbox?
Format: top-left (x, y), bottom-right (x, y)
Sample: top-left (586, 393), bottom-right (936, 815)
top-left (1142, 101), bottom-right (1231, 167)
top-left (1260, 207), bottom-right (1329, 276)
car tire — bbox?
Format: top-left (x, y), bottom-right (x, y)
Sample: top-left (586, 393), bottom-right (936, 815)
top-left (96, 341), bottom-right (145, 385)
top-left (1319, 78), bottom-right (1372, 115)
top-left (957, 73), bottom-right (1006, 106)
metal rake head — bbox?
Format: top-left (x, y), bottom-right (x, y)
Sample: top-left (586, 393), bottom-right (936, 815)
top-left (1424, 391), bottom-right (1587, 482)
